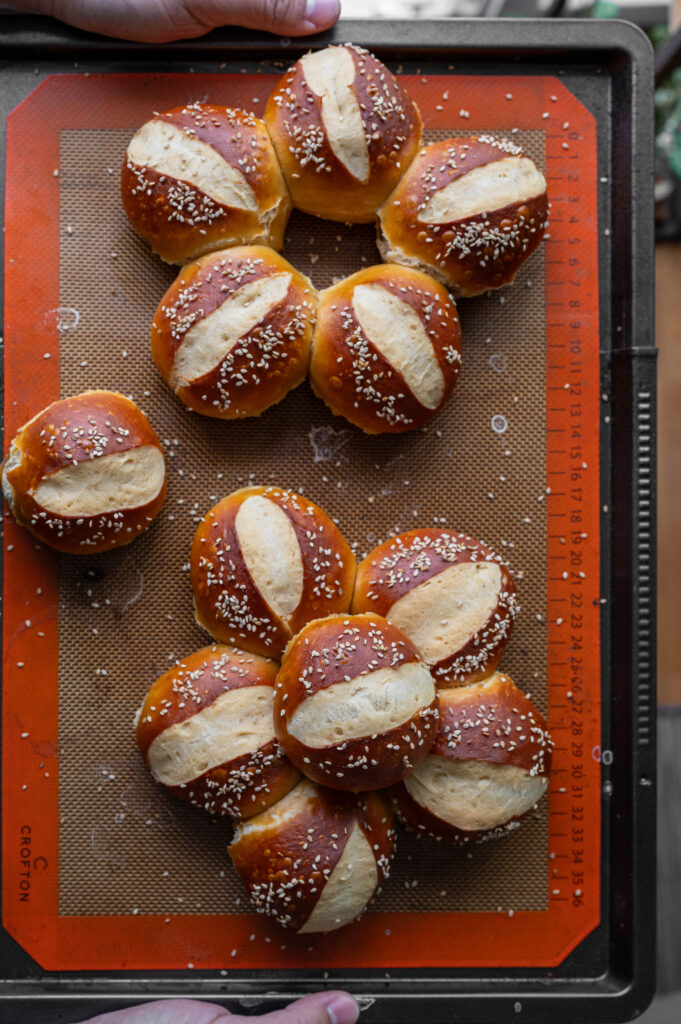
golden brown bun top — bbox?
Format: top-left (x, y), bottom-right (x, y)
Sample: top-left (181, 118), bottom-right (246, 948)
top-left (279, 612), bottom-right (424, 703)
top-left (386, 135), bottom-right (546, 221)
top-left (191, 486), bottom-right (357, 657)
top-left (229, 778), bottom-right (395, 931)
top-left (125, 103), bottom-right (284, 205)
top-left (379, 136), bottom-right (549, 296)
top-left (436, 674), bottom-right (553, 777)
top-left (136, 643), bottom-right (278, 757)
top-left (4, 390), bottom-right (162, 487)
top-left (153, 104), bottom-right (266, 161)
top-left (354, 527), bottom-right (515, 616)
top-left (312, 264), bottom-right (461, 434)
top-left (152, 245), bottom-right (317, 385)
top-left (265, 45), bottom-right (422, 220)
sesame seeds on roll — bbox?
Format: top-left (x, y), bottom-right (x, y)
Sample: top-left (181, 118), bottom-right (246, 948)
top-left (191, 486), bottom-right (356, 660)
top-left (310, 264), bottom-right (462, 434)
top-left (353, 528), bottom-right (519, 686)
top-left (264, 44), bottom-right (422, 223)
top-left (151, 246), bottom-right (317, 420)
top-left (228, 778), bottom-right (396, 932)
top-left (1, 390), bottom-right (166, 554)
top-left (136, 644), bottom-right (300, 819)
top-left (121, 103), bottom-right (292, 264)
top-left (378, 136), bottom-right (549, 297)
top-left (391, 673), bottom-right (553, 844)
top-left (274, 613), bottom-right (439, 792)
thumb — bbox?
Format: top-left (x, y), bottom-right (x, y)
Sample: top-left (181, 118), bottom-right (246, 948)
top-left (199, 0), bottom-right (341, 37)
top-left (247, 990), bottom-right (360, 1024)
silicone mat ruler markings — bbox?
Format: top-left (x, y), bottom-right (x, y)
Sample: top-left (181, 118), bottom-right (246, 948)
top-left (543, 115), bottom-right (602, 926)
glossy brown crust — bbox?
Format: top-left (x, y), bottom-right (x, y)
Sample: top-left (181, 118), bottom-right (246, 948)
top-left (191, 487), bottom-right (356, 659)
top-left (310, 265), bottom-right (462, 434)
top-left (136, 644), bottom-right (278, 753)
top-left (274, 613), bottom-right (439, 792)
top-left (378, 137), bottom-right (549, 297)
top-left (172, 737), bottom-right (300, 819)
top-left (151, 246), bottom-right (317, 419)
top-left (136, 644), bottom-right (300, 819)
top-left (228, 781), bottom-right (396, 931)
top-left (352, 528), bottom-right (519, 686)
top-left (433, 675), bottom-right (552, 773)
top-left (1, 390), bottom-right (166, 554)
top-left (391, 674), bottom-right (553, 844)
top-left (264, 45), bottom-right (422, 223)
top-left (121, 104), bottom-right (292, 263)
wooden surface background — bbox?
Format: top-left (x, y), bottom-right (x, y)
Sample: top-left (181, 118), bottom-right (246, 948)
top-left (654, 241), bottom-right (681, 1006)
top-left (657, 242), bottom-right (681, 707)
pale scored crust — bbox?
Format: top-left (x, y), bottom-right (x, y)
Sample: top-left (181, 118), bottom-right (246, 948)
top-left (34, 446), bottom-right (165, 517)
top-left (234, 494), bottom-right (305, 625)
top-left (299, 825), bottom-right (377, 933)
top-left (418, 157), bottom-right (546, 225)
top-left (147, 685), bottom-right (275, 787)
top-left (387, 561), bottom-right (503, 665)
top-left (351, 284), bottom-right (445, 409)
top-left (300, 48), bottom-right (370, 183)
top-left (404, 755), bottom-right (548, 832)
top-left (287, 659), bottom-right (436, 748)
top-left (232, 776), bottom-right (316, 840)
top-left (127, 119), bottom-right (258, 212)
top-left (172, 273), bottom-right (292, 386)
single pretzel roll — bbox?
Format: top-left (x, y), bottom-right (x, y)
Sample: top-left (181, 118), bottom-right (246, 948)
top-left (264, 44), bottom-right (422, 223)
top-left (151, 246), bottom-right (317, 419)
top-left (391, 673), bottom-right (552, 844)
top-left (310, 264), bottom-right (462, 434)
top-left (378, 136), bottom-right (548, 297)
top-left (1, 390), bottom-right (166, 554)
top-left (352, 528), bottom-right (518, 686)
top-left (274, 613), bottom-right (439, 792)
top-left (228, 777), bottom-right (395, 932)
top-left (136, 644), bottom-right (300, 819)
top-left (191, 486), bottom-right (356, 659)
top-left (121, 103), bottom-right (291, 264)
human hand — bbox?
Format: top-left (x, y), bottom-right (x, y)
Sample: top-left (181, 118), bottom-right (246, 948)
top-left (14, 0), bottom-right (341, 41)
top-left (79, 991), bottom-right (360, 1024)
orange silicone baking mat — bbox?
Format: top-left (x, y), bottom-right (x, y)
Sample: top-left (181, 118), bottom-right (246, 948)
top-left (3, 70), bottom-right (600, 971)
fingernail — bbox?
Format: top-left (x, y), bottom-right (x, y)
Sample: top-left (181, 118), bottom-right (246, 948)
top-left (304, 0), bottom-right (341, 27)
top-left (325, 993), bottom-right (360, 1024)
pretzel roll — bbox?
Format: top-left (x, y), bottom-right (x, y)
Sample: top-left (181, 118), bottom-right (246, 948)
top-left (191, 487), bottom-right (356, 659)
top-left (391, 673), bottom-right (552, 843)
top-left (151, 246), bottom-right (317, 419)
top-left (1, 390), bottom-right (166, 554)
top-left (136, 644), bottom-right (299, 819)
top-left (264, 44), bottom-right (422, 223)
top-left (274, 613), bottom-right (439, 792)
top-left (378, 136), bottom-right (548, 297)
top-left (229, 778), bottom-right (395, 932)
top-left (310, 264), bottom-right (462, 434)
top-left (353, 529), bottom-right (518, 686)
top-left (121, 104), bottom-right (291, 263)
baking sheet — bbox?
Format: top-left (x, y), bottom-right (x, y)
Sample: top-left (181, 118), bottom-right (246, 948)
top-left (0, 17), bottom-right (656, 1024)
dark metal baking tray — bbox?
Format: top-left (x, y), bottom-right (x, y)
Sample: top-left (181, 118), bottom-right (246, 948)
top-left (0, 15), bottom-right (656, 1024)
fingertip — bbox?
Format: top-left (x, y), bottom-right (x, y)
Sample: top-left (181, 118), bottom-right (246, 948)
top-left (295, 0), bottom-right (340, 33)
top-left (323, 991), bottom-right (360, 1024)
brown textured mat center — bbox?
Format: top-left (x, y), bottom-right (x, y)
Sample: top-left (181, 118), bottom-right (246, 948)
top-left (58, 126), bottom-right (548, 918)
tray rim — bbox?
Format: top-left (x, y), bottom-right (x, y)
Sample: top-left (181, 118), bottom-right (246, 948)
top-left (0, 16), bottom-right (656, 1024)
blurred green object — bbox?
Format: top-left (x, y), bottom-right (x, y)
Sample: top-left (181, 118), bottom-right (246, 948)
top-left (655, 63), bottom-right (681, 180)
top-left (650, 23), bottom-right (681, 238)
top-left (587, 1), bottom-right (620, 18)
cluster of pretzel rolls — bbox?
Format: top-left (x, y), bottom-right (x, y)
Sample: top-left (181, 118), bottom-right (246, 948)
top-left (135, 486), bottom-right (552, 934)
